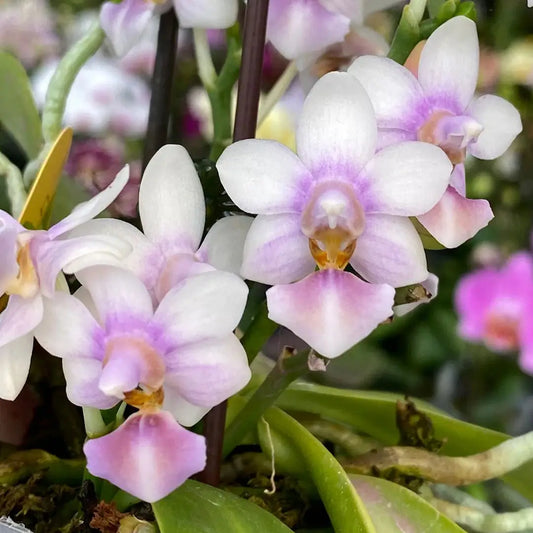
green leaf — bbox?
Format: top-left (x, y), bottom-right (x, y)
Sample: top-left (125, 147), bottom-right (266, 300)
top-left (276, 382), bottom-right (533, 500)
top-left (152, 479), bottom-right (293, 533)
top-left (48, 175), bottom-right (91, 227)
top-left (349, 475), bottom-right (467, 532)
top-left (263, 408), bottom-right (377, 533)
top-left (0, 52), bottom-right (42, 158)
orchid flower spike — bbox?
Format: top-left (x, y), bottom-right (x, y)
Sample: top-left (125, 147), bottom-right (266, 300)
top-left (34, 265), bottom-right (251, 427)
top-left (0, 167), bottom-right (130, 401)
top-left (266, 0), bottom-right (402, 63)
top-left (455, 252), bottom-right (533, 374)
top-left (70, 144), bottom-right (252, 304)
top-left (349, 16), bottom-right (523, 248)
top-left (100, 0), bottom-right (239, 56)
top-left (217, 71), bottom-right (452, 358)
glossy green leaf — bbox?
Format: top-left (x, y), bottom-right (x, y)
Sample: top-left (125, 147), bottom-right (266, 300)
top-left (349, 475), bottom-right (467, 533)
top-left (276, 382), bottom-right (533, 500)
top-left (0, 52), bottom-right (42, 158)
top-left (152, 479), bottom-right (293, 533)
top-left (263, 408), bottom-right (377, 533)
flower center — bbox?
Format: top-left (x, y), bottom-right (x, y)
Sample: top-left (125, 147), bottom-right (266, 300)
top-left (418, 110), bottom-right (483, 164)
top-left (4, 239), bottom-right (39, 299)
top-left (484, 312), bottom-right (520, 352)
top-left (100, 336), bottom-right (166, 399)
top-left (301, 181), bottom-right (365, 270)
top-left (124, 387), bottom-right (164, 411)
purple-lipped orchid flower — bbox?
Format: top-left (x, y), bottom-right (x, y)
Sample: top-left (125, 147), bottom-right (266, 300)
top-left (349, 16), bottom-right (522, 248)
top-left (266, 0), bottom-right (402, 62)
top-left (100, 0), bottom-right (239, 57)
top-left (217, 72), bottom-right (452, 358)
top-left (0, 167), bottom-right (131, 401)
top-left (34, 265), bottom-right (251, 427)
top-left (84, 407), bottom-right (206, 503)
top-left (455, 252), bottom-right (533, 374)
top-left (70, 145), bottom-right (252, 303)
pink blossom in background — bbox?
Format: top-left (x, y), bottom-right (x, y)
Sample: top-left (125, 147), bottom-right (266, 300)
top-left (455, 252), bottom-right (533, 373)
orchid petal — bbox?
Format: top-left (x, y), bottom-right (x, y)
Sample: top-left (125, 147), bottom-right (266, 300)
top-left (0, 223), bottom-right (19, 294)
top-left (351, 214), bottom-right (428, 287)
top-left (266, 0), bottom-right (350, 60)
top-left (163, 388), bottom-right (210, 427)
top-left (76, 266), bottom-right (154, 328)
top-left (35, 235), bottom-right (132, 298)
top-left (154, 271), bottom-right (248, 347)
top-left (34, 293), bottom-right (102, 360)
top-left (139, 145), bottom-right (205, 252)
top-left (174, 0), bottom-right (238, 28)
top-left (297, 72), bottom-right (377, 176)
top-left (418, 16), bottom-right (479, 111)
top-left (62, 357), bottom-right (117, 409)
top-left (348, 55), bottom-right (425, 131)
top-left (417, 186), bottom-right (494, 248)
top-left (66, 218), bottom-right (159, 290)
top-left (48, 165), bottom-right (130, 239)
top-left (363, 141), bottom-right (452, 216)
top-left (267, 269), bottom-right (394, 358)
top-left (196, 216), bottom-right (253, 276)
top-left (217, 139), bottom-right (312, 215)
top-left (0, 334), bottom-right (33, 401)
top-left (467, 95), bottom-right (523, 160)
top-left (455, 268), bottom-right (499, 340)
top-left (241, 214), bottom-right (315, 284)
top-left (84, 410), bottom-right (206, 503)
top-left (165, 334), bottom-right (250, 410)
top-left (0, 295), bottom-right (42, 348)
top-left (100, 0), bottom-right (155, 57)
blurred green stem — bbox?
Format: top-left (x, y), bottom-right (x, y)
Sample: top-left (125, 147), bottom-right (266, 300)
top-left (222, 348), bottom-right (310, 456)
top-left (240, 301), bottom-right (278, 363)
top-left (0, 152), bottom-right (27, 216)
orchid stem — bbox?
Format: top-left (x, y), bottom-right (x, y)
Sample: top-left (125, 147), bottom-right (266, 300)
top-left (143, 9), bottom-right (178, 169)
top-left (257, 61), bottom-right (297, 127)
top-left (241, 301), bottom-right (278, 363)
top-left (193, 28), bottom-right (217, 90)
top-left (222, 348), bottom-right (310, 457)
top-left (0, 152), bottom-right (27, 216)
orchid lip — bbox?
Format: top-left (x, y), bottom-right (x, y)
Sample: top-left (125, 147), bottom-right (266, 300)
top-left (301, 181), bottom-right (365, 269)
top-left (4, 239), bottom-right (40, 300)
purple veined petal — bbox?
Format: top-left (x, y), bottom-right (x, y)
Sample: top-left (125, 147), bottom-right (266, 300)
top-left (362, 141), bottom-right (452, 216)
top-left (376, 128), bottom-right (417, 150)
top-left (454, 268), bottom-right (499, 340)
top-left (34, 292), bottom-right (102, 360)
top-left (163, 387), bottom-right (210, 427)
top-left (297, 72), bottom-right (377, 177)
top-left (62, 357), bottom-right (118, 409)
top-left (76, 266), bottom-right (154, 329)
top-left (0, 222), bottom-right (19, 294)
top-left (0, 210), bottom-right (24, 232)
top-left (467, 94), bottom-right (523, 160)
top-left (267, 269), bottom-right (394, 358)
top-left (394, 273), bottom-right (439, 317)
top-left (34, 234), bottom-right (132, 298)
top-left (48, 165), bottom-right (130, 240)
top-left (140, 145), bottom-right (205, 253)
top-left (217, 139), bottom-right (313, 215)
top-left (450, 164), bottom-right (466, 196)
top-left (153, 253), bottom-right (215, 304)
top-left (241, 214), bottom-right (316, 285)
top-left (196, 215), bottom-right (253, 276)
top-left (154, 270), bottom-right (248, 347)
top-left (173, 0), bottom-right (238, 28)
top-left (418, 16), bottom-right (479, 111)
top-left (100, 0), bottom-right (155, 57)
top-left (417, 186), bottom-right (494, 248)
top-left (350, 214), bottom-right (428, 287)
top-left (266, 0), bottom-right (350, 60)
top-left (84, 410), bottom-right (206, 503)
top-left (0, 333), bottom-right (33, 400)
top-left (66, 218), bottom-right (159, 291)
top-left (0, 295), bottom-right (43, 348)
top-left (165, 334), bottom-right (250, 410)
top-left (348, 55), bottom-right (425, 132)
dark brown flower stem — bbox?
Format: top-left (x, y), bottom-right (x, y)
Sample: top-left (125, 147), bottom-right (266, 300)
top-left (199, 0), bottom-right (270, 487)
top-left (142, 9), bottom-right (178, 170)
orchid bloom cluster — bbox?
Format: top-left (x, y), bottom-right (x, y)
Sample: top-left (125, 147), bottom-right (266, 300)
top-left (455, 252), bottom-right (533, 374)
top-left (0, 1), bottom-right (524, 508)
